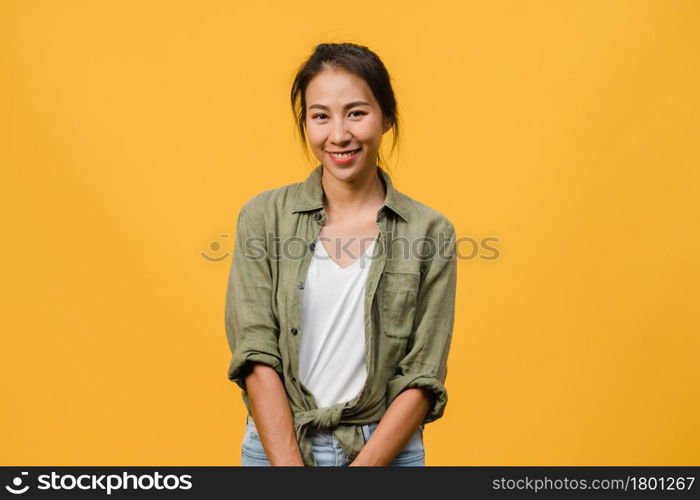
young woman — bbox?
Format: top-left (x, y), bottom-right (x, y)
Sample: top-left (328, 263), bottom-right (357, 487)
top-left (225, 42), bottom-right (457, 466)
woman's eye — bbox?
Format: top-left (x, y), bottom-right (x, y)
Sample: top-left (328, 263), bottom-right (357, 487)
top-left (311, 111), bottom-right (366, 120)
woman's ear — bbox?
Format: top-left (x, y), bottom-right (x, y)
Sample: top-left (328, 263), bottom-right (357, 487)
top-left (382, 117), bottom-right (392, 134)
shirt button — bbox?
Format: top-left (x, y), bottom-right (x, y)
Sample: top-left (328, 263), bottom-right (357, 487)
top-left (297, 281), bottom-right (305, 289)
top-left (314, 212), bottom-right (323, 221)
top-left (309, 242), bottom-right (316, 251)
top-left (291, 327), bottom-right (298, 335)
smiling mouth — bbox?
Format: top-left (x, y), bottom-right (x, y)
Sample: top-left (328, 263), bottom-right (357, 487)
top-left (328, 148), bottom-right (361, 159)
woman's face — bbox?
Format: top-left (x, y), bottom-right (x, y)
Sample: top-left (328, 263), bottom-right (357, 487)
top-left (304, 67), bottom-right (391, 183)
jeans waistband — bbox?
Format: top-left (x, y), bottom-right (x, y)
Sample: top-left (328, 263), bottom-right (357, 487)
top-left (247, 414), bottom-right (377, 447)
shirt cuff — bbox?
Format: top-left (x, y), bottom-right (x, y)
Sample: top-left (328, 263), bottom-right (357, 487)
top-left (386, 373), bottom-right (448, 424)
top-left (227, 340), bottom-right (284, 391)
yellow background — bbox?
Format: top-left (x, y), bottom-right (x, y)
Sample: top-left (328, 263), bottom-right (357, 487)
top-left (1, 0), bottom-right (698, 465)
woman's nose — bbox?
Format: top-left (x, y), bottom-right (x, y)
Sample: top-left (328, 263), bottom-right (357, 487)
top-left (330, 119), bottom-right (352, 143)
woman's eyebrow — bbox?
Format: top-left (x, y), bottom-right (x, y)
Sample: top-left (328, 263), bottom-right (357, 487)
top-left (309, 100), bottom-right (371, 111)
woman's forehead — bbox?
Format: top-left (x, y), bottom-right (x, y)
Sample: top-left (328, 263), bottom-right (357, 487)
top-left (305, 69), bottom-right (374, 105)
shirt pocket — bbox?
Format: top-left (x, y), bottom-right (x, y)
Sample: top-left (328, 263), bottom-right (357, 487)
top-left (381, 271), bottom-right (420, 339)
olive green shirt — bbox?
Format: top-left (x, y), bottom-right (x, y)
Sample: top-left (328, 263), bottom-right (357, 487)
top-left (224, 164), bottom-right (457, 466)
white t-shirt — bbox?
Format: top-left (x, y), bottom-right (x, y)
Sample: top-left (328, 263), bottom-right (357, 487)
top-left (299, 236), bottom-right (377, 408)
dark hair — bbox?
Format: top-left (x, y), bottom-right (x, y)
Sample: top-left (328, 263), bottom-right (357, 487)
top-left (290, 42), bottom-right (400, 170)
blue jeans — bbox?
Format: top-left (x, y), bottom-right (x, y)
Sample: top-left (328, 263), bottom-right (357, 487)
top-left (241, 414), bottom-right (425, 466)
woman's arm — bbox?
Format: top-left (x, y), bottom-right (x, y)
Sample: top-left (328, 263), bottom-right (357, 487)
top-left (226, 206), bottom-right (302, 465)
top-left (348, 388), bottom-right (433, 466)
top-left (245, 363), bottom-right (305, 466)
top-left (351, 221), bottom-right (457, 466)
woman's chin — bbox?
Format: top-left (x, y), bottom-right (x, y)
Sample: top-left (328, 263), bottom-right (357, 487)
top-left (322, 159), bottom-right (376, 180)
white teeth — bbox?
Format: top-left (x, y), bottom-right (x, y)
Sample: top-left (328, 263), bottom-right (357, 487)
top-left (330, 149), bottom-right (359, 158)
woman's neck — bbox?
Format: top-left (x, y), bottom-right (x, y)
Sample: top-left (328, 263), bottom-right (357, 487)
top-left (321, 166), bottom-right (386, 218)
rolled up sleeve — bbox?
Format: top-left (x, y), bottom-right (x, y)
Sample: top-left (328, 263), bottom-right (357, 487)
top-left (224, 204), bottom-right (283, 391)
top-left (386, 223), bottom-right (457, 424)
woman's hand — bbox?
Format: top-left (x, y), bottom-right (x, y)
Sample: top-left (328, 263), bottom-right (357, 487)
top-left (348, 388), bottom-right (432, 466)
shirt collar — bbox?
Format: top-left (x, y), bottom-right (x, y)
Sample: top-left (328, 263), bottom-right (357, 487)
top-left (291, 164), bottom-right (410, 222)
